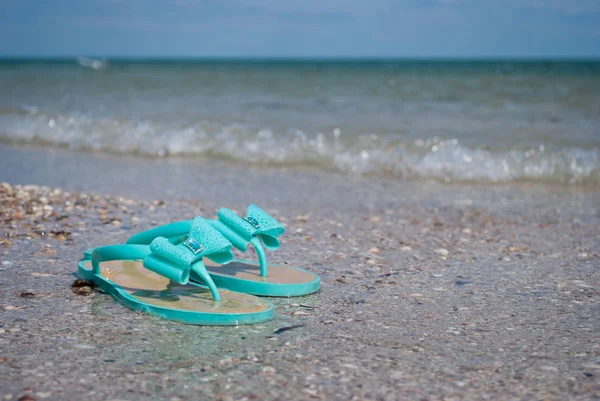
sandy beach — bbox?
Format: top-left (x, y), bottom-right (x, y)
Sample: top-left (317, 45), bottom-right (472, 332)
top-left (0, 144), bottom-right (598, 400)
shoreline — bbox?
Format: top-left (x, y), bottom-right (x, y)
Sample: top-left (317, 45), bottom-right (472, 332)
top-left (1, 139), bottom-right (598, 189)
top-left (1, 143), bottom-right (599, 400)
top-left (1, 143), bottom-right (598, 202)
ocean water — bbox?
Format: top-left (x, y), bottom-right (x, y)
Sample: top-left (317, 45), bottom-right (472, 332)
top-left (0, 59), bottom-right (599, 185)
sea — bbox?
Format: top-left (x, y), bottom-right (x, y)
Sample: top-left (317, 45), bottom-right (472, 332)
top-left (1, 58), bottom-right (599, 185)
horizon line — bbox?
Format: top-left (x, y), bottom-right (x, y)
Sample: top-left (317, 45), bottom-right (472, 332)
top-left (1, 55), bottom-right (600, 63)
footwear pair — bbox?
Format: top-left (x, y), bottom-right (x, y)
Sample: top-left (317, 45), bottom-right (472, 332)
top-left (77, 205), bottom-right (320, 325)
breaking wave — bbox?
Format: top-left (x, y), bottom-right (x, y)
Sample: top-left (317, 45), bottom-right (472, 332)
top-left (0, 106), bottom-right (598, 185)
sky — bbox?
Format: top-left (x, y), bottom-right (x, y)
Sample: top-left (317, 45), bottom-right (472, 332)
top-left (0, 0), bottom-right (599, 58)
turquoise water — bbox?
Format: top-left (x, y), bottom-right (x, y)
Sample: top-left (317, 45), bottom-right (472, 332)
top-left (0, 59), bottom-right (599, 184)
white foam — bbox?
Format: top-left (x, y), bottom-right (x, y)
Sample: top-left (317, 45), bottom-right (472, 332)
top-left (0, 108), bottom-right (598, 185)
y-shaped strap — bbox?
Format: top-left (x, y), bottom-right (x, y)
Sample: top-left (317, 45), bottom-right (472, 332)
top-left (125, 205), bottom-right (285, 278)
top-left (211, 205), bottom-right (285, 277)
top-left (96, 217), bottom-right (233, 302)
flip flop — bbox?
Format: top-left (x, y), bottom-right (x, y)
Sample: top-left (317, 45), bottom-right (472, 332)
top-left (125, 205), bottom-right (320, 297)
top-left (77, 217), bottom-right (273, 325)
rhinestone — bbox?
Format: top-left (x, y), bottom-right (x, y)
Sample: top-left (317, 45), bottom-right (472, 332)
top-left (244, 216), bottom-right (260, 229)
top-left (183, 238), bottom-right (204, 254)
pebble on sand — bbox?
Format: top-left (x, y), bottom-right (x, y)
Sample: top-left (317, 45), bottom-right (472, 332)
top-left (434, 248), bottom-right (449, 256)
top-left (71, 286), bottom-right (93, 296)
top-left (368, 247), bottom-right (380, 255)
top-left (71, 279), bottom-right (96, 296)
top-left (576, 253), bottom-right (592, 261)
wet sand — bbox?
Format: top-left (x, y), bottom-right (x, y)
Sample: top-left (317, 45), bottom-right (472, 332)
top-left (0, 144), bottom-right (599, 400)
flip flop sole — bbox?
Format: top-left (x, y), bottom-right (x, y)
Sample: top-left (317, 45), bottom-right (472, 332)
top-left (78, 260), bottom-right (273, 325)
top-left (202, 259), bottom-right (321, 297)
top-left (84, 250), bottom-right (321, 298)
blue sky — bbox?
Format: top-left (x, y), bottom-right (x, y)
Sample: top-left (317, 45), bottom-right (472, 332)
top-left (1, 0), bottom-right (599, 58)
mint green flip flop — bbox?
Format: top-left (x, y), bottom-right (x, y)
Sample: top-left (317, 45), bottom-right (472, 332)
top-left (78, 217), bottom-right (273, 325)
top-left (126, 205), bottom-right (320, 297)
